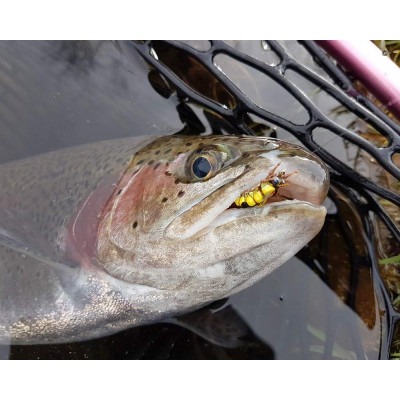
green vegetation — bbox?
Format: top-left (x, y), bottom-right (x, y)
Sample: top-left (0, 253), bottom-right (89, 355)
top-left (378, 255), bottom-right (400, 265)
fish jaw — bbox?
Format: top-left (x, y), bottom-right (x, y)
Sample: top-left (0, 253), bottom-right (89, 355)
top-left (171, 200), bottom-right (327, 303)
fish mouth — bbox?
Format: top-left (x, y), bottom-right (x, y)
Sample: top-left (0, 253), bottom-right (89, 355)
top-left (202, 169), bottom-right (328, 235)
top-left (227, 165), bottom-right (325, 210)
top-left (223, 147), bottom-right (330, 212)
top-left (165, 150), bottom-right (330, 241)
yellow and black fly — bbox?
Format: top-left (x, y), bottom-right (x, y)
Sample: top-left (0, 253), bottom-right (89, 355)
top-left (234, 163), bottom-right (298, 208)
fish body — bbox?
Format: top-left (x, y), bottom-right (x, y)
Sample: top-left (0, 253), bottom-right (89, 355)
top-left (0, 134), bottom-right (329, 344)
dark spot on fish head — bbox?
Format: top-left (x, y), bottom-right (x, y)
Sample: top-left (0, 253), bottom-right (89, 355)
top-left (132, 221), bottom-right (138, 229)
top-left (174, 178), bottom-right (180, 184)
top-left (178, 190), bottom-right (185, 197)
top-left (118, 189), bottom-right (122, 195)
top-left (154, 163), bottom-right (161, 170)
top-left (162, 197), bottom-right (168, 203)
top-left (165, 171), bottom-right (172, 176)
top-left (155, 150), bottom-right (160, 155)
top-left (186, 142), bottom-right (192, 147)
top-left (136, 160), bottom-right (144, 165)
top-left (148, 160), bottom-right (154, 165)
top-left (164, 149), bottom-right (171, 155)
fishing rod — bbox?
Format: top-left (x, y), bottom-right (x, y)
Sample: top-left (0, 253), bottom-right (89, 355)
top-left (317, 40), bottom-right (400, 120)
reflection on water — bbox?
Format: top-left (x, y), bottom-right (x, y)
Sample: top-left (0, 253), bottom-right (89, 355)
top-left (214, 53), bottom-right (309, 124)
top-left (231, 258), bottom-right (380, 360)
top-left (0, 41), bottom-right (183, 163)
top-left (0, 40), bottom-right (397, 359)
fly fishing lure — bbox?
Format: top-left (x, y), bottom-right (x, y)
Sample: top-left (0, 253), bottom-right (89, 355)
top-left (234, 163), bottom-right (298, 208)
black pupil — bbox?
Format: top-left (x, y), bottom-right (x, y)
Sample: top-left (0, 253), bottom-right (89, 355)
top-left (193, 157), bottom-right (211, 178)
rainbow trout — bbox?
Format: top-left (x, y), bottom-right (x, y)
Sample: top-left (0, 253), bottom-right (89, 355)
top-left (0, 134), bottom-right (329, 344)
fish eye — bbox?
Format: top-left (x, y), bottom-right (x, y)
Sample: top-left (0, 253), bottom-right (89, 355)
top-left (192, 156), bottom-right (212, 179)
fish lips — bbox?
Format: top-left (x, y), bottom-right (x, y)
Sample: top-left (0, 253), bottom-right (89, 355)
top-left (165, 145), bottom-right (330, 241)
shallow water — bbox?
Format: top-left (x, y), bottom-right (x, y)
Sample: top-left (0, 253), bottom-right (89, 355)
top-left (0, 40), bottom-right (397, 359)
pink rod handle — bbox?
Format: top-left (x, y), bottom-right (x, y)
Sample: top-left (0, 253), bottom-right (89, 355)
top-left (316, 40), bottom-right (400, 120)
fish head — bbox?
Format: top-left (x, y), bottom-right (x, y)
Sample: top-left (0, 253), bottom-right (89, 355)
top-left (96, 134), bottom-right (329, 301)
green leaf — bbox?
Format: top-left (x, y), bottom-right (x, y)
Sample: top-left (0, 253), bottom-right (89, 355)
top-left (378, 255), bottom-right (400, 265)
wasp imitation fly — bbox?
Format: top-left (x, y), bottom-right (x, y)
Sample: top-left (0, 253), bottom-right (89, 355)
top-left (234, 163), bottom-right (298, 208)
